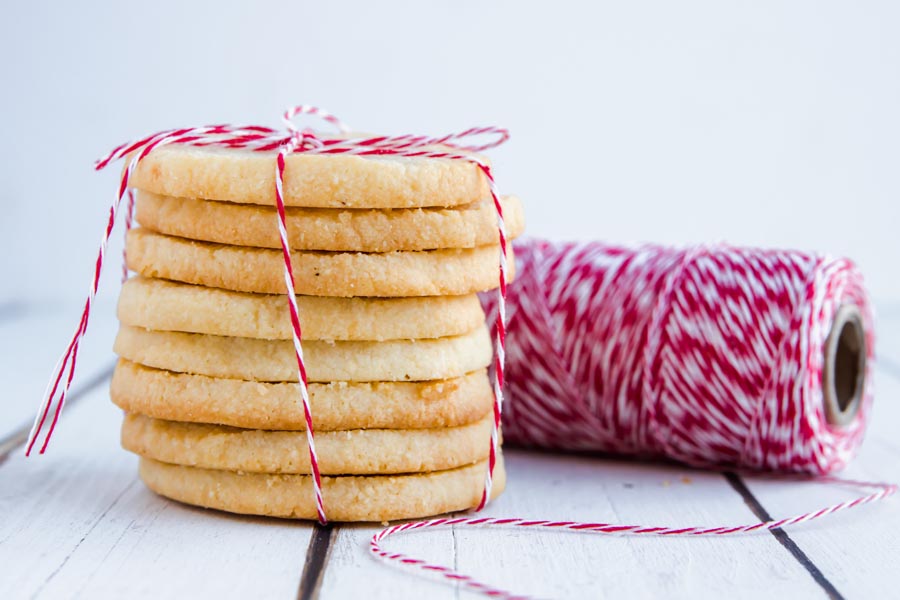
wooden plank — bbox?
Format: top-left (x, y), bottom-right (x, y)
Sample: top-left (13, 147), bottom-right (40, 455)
top-left (322, 521), bottom-right (455, 599)
top-left (323, 451), bottom-right (825, 599)
top-left (6, 301), bottom-right (895, 597)
top-left (458, 454), bottom-right (831, 599)
top-left (0, 300), bottom-right (118, 440)
top-left (738, 315), bottom-right (900, 598)
top-left (0, 364), bottom-right (114, 464)
top-left (723, 473), bottom-right (843, 599)
top-left (0, 380), bottom-right (314, 599)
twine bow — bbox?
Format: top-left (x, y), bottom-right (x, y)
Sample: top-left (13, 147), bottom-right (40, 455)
top-left (27, 105), bottom-right (510, 524)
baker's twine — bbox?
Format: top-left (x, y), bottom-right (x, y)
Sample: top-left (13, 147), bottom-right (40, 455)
top-left (370, 474), bottom-right (893, 599)
top-left (26, 105), bottom-right (510, 525)
top-left (370, 239), bottom-right (896, 598)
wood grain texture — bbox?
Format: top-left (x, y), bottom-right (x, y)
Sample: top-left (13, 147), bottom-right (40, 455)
top-left (0, 304), bottom-right (897, 598)
top-left (724, 473), bottom-right (843, 599)
top-left (0, 363), bottom-right (114, 466)
top-left (0, 301), bottom-right (118, 440)
top-left (0, 388), bottom-right (314, 599)
top-left (322, 452), bottom-right (825, 599)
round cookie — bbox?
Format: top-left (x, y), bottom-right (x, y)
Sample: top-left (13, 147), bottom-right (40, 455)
top-left (113, 325), bottom-right (492, 382)
top-left (118, 277), bottom-right (485, 341)
top-left (138, 454), bottom-right (506, 521)
top-left (136, 191), bottom-right (525, 252)
top-left (128, 143), bottom-right (491, 209)
top-left (121, 413), bottom-right (492, 475)
top-left (111, 360), bottom-right (494, 431)
top-left (126, 228), bottom-right (514, 297)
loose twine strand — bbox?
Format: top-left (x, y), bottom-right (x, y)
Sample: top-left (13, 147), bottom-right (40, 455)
top-left (369, 475), bottom-right (894, 599)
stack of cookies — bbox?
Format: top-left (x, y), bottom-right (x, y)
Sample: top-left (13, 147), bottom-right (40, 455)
top-left (109, 143), bottom-right (524, 521)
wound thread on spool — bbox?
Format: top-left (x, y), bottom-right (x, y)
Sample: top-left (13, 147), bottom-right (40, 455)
top-left (482, 238), bottom-right (876, 474)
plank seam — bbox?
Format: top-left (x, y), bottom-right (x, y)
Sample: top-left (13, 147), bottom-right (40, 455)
top-left (297, 523), bottom-right (336, 600)
top-left (0, 361), bottom-right (117, 468)
top-left (30, 479), bottom-right (138, 598)
top-left (724, 472), bottom-right (845, 600)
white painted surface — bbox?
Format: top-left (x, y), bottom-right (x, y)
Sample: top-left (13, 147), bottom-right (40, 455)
top-left (1, 306), bottom-right (898, 598)
top-left (0, 300), bottom-right (117, 441)
top-left (2, 1), bottom-right (900, 300)
top-left (0, 369), bottom-right (312, 600)
top-left (328, 455), bottom-right (823, 599)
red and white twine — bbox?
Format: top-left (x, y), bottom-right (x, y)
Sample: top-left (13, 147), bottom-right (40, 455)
top-left (25, 105), bottom-right (509, 525)
top-left (370, 475), bottom-right (894, 599)
top-left (483, 240), bottom-right (876, 474)
top-left (370, 239), bottom-right (896, 597)
top-left (28, 107), bottom-right (896, 598)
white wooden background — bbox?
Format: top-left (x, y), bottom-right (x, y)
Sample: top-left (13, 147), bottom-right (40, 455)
top-left (1, 300), bottom-right (898, 599)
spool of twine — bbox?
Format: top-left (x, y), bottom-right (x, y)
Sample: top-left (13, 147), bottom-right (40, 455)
top-left (483, 238), bottom-right (873, 474)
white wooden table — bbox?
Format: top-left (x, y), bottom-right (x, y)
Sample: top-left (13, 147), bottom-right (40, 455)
top-left (1, 300), bottom-right (898, 599)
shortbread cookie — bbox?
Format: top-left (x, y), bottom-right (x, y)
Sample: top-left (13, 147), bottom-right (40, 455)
top-left (126, 228), bottom-right (514, 297)
top-left (111, 361), bottom-right (493, 431)
top-left (128, 143), bottom-right (491, 209)
top-left (135, 191), bottom-right (525, 252)
top-left (139, 454), bottom-right (506, 521)
top-left (114, 325), bottom-right (492, 382)
top-left (118, 277), bottom-right (485, 341)
top-left (122, 413), bottom-right (492, 475)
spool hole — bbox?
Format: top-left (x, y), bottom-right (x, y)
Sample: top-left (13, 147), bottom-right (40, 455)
top-left (823, 306), bottom-right (866, 426)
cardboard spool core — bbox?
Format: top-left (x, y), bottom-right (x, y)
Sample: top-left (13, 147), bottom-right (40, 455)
top-left (822, 305), bottom-right (866, 427)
